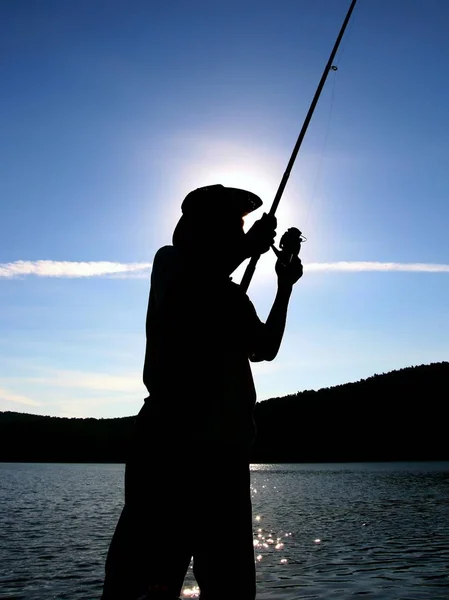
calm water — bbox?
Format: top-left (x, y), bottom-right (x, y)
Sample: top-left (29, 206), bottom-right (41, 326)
top-left (1, 462), bottom-right (448, 599)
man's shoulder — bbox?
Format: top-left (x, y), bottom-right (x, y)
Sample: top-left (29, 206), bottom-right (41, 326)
top-left (150, 246), bottom-right (182, 304)
top-left (152, 245), bottom-right (179, 278)
top-left (153, 245), bottom-right (177, 267)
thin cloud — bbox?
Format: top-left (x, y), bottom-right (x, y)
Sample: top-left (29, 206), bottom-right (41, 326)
top-left (0, 387), bottom-right (40, 407)
top-left (307, 262), bottom-right (449, 273)
top-left (0, 260), bottom-right (152, 278)
top-left (1, 259), bottom-right (449, 279)
top-left (28, 368), bottom-right (145, 393)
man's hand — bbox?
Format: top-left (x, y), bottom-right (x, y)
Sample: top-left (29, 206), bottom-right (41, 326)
top-left (245, 213), bottom-right (277, 257)
top-left (275, 255), bottom-right (303, 287)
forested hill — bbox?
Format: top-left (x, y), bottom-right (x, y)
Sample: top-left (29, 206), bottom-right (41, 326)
top-left (252, 361), bottom-right (448, 462)
top-left (1, 362), bottom-right (447, 463)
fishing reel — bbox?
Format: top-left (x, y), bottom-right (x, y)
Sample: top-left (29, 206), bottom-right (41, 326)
top-left (272, 227), bottom-right (306, 266)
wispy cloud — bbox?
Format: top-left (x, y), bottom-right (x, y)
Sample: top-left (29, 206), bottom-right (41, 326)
top-left (307, 262), bottom-right (449, 273)
top-left (1, 259), bottom-right (449, 279)
top-left (0, 369), bottom-right (146, 417)
top-left (28, 368), bottom-right (144, 393)
top-left (0, 260), bottom-right (152, 278)
top-left (0, 387), bottom-right (40, 407)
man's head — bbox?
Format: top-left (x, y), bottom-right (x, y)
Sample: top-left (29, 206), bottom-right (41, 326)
top-left (172, 184), bottom-right (263, 273)
top-left (180, 184), bottom-right (262, 219)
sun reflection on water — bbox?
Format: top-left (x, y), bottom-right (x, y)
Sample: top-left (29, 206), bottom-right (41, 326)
top-left (252, 523), bottom-right (290, 566)
top-left (180, 477), bottom-right (295, 596)
top-left (275, 542), bottom-right (284, 549)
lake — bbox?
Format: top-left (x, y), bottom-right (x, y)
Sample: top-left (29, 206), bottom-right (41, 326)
top-left (1, 462), bottom-right (448, 599)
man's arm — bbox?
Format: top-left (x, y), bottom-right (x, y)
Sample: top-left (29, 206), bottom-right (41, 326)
top-left (250, 255), bottom-right (303, 362)
top-left (251, 282), bottom-right (293, 362)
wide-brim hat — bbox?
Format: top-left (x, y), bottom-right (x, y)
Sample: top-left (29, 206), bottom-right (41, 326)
top-left (181, 184), bottom-right (263, 218)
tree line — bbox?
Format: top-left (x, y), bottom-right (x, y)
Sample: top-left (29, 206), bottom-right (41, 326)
top-left (1, 362), bottom-right (447, 463)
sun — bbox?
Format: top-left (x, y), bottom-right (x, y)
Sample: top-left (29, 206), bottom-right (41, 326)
top-left (166, 134), bottom-right (307, 237)
top-left (191, 164), bottom-right (301, 287)
top-left (163, 136), bottom-right (309, 286)
top-left (186, 162), bottom-right (302, 239)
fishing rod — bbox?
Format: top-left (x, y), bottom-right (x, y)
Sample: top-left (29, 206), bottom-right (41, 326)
top-left (240, 0), bottom-right (358, 292)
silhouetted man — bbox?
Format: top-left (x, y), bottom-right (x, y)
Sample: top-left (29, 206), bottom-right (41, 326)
top-left (101, 184), bottom-right (303, 600)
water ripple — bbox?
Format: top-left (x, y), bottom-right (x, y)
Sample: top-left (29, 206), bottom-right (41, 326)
top-left (1, 462), bottom-right (448, 599)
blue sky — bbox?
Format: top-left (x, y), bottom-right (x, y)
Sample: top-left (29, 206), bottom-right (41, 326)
top-left (1, 0), bottom-right (448, 418)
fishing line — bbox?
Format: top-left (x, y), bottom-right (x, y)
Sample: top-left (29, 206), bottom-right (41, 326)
top-left (303, 0), bottom-right (359, 232)
top-left (302, 69), bottom-right (338, 231)
top-left (332, 0), bottom-right (359, 69)
top-left (240, 0), bottom-right (359, 292)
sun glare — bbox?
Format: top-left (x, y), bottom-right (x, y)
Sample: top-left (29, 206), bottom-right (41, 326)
top-left (196, 165), bottom-right (300, 238)
top-left (157, 136), bottom-right (313, 285)
top-left (182, 158), bottom-right (305, 285)
top-left (172, 136), bottom-right (305, 235)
